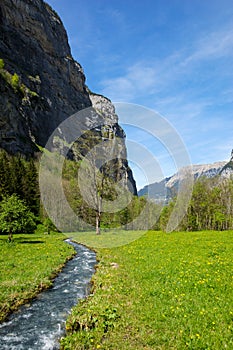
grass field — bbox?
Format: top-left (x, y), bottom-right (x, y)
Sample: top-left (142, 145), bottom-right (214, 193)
top-left (61, 230), bottom-right (233, 349)
top-left (68, 230), bottom-right (146, 248)
top-left (0, 231), bottom-right (75, 322)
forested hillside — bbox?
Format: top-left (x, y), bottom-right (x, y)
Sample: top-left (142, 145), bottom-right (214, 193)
top-left (160, 176), bottom-right (233, 231)
top-left (0, 150), bottom-right (39, 214)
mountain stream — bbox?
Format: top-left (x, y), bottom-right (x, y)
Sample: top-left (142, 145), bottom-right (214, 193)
top-left (0, 239), bottom-right (96, 350)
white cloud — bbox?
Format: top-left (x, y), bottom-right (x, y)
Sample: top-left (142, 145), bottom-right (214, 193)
top-left (181, 27), bottom-right (233, 66)
top-left (101, 76), bottom-right (135, 101)
top-left (101, 63), bottom-right (159, 101)
top-left (100, 25), bottom-right (233, 103)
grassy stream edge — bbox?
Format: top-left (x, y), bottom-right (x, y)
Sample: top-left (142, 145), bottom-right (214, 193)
top-left (0, 231), bottom-right (76, 323)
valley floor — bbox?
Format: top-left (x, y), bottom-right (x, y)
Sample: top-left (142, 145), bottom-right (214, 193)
top-left (1, 230), bottom-right (233, 349)
top-left (61, 230), bottom-right (233, 349)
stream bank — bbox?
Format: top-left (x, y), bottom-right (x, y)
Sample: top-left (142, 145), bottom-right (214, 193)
top-left (0, 239), bottom-right (96, 350)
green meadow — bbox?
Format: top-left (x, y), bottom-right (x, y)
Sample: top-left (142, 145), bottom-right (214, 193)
top-left (68, 230), bottom-right (146, 248)
top-left (0, 231), bottom-right (75, 322)
top-left (61, 230), bottom-right (233, 349)
top-left (1, 230), bottom-right (233, 349)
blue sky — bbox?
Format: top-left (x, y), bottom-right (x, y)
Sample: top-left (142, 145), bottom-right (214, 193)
top-left (47, 0), bottom-right (233, 189)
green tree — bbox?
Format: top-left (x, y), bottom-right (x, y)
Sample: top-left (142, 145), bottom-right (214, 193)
top-left (159, 200), bottom-right (175, 231)
top-left (0, 194), bottom-right (36, 242)
top-left (175, 176), bottom-right (233, 231)
top-left (75, 130), bottom-right (127, 234)
top-left (0, 150), bottom-right (40, 218)
top-left (8, 156), bottom-right (25, 198)
top-left (22, 159), bottom-right (40, 215)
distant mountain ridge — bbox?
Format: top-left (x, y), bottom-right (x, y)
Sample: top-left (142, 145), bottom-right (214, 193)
top-left (138, 155), bottom-right (233, 202)
top-left (219, 150), bottom-right (233, 178)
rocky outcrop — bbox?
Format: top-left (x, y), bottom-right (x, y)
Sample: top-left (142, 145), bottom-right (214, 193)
top-left (219, 150), bottom-right (233, 178)
top-left (0, 0), bottom-right (91, 154)
top-left (89, 92), bottom-right (137, 194)
top-left (0, 0), bottom-right (137, 194)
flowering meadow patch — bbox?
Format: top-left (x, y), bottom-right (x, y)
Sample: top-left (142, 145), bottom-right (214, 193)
top-left (62, 230), bottom-right (233, 349)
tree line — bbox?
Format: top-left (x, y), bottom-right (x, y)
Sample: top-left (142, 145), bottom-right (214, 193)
top-left (159, 176), bottom-right (233, 231)
top-left (0, 150), bottom-right (40, 240)
top-left (0, 150), bottom-right (39, 214)
top-left (0, 146), bottom-right (233, 239)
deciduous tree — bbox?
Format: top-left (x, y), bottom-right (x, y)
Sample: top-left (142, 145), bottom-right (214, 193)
top-left (0, 194), bottom-right (36, 242)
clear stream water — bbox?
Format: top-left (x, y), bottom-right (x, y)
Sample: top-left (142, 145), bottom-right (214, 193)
top-left (0, 239), bottom-right (96, 350)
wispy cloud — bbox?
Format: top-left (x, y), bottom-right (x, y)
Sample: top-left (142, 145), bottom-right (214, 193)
top-left (100, 25), bottom-right (233, 103)
top-left (101, 63), bottom-right (159, 101)
top-left (181, 27), bottom-right (233, 66)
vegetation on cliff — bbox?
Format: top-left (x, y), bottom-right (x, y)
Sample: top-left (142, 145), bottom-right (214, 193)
top-left (0, 58), bottom-right (39, 99)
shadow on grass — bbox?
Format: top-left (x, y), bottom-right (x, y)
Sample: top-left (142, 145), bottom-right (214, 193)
top-left (0, 236), bottom-right (45, 244)
top-left (19, 240), bottom-right (45, 244)
top-left (15, 236), bottom-right (45, 244)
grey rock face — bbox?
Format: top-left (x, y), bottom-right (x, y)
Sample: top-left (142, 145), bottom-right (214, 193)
top-left (0, 0), bottom-right (91, 154)
top-left (89, 93), bottom-right (137, 195)
top-left (89, 93), bottom-right (118, 125)
top-left (0, 0), bottom-right (137, 193)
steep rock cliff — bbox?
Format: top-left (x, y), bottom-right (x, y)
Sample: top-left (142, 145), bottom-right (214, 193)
top-left (89, 92), bottom-right (137, 194)
top-left (0, 0), bottom-right (91, 154)
top-left (0, 0), bottom-right (137, 194)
